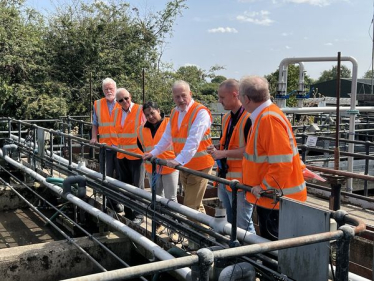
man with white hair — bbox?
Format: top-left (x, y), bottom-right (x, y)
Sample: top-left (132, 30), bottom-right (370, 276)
top-left (143, 80), bottom-right (214, 250)
top-left (113, 88), bottom-right (146, 224)
top-left (90, 78), bottom-right (122, 212)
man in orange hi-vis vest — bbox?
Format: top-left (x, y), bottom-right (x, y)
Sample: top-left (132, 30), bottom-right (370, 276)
top-left (207, 79), bottom-right (254, 233)
top-left (90, 78), bottom-right (121, 176)
top-left (239, 75), bottom-right (307, 240)
top-left (112, 88), bottom-right (146, 225)
top-left (143, 80), bottom-right (214, 250)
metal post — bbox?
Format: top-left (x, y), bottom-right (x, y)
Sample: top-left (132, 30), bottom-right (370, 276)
top-left (33, 125), bottom-right (37, 171)
top-left (50, 130), bottom-right (54, 176)
top-left (364, 141), bottom-right (370, 197)
top-left (67, 116), bottom-right (72, 171)
top-left (324, 174), bottom-right (346, 211)
top-left (335, 52), bottom-right (341, 171)
top-left (301, 131), bottom-right (307, 163)
top-left (8, 118), bottom-right (11, 139)
top-left (230, 181), bottom-right (240, 248)
top-left (151, 159), bottom-right (157, 242)
top-left (335, 225), bottom-right (355, 281)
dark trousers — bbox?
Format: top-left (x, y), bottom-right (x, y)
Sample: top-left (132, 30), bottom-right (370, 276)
top-left (117, 157), bottom-right (145, 219)
top-left (99, 149), bottom-right (120, 208)
top-left (256, 206), bottom-right (279, 241)
top-left (99, 149), bottom-right (118, 178)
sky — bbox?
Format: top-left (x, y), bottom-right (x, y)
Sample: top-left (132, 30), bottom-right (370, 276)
top-left (26, 0), bottom-right (374, 80)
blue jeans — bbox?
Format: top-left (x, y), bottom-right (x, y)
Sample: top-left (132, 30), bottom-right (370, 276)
top-left (218, 183), bottom-right (255, 234)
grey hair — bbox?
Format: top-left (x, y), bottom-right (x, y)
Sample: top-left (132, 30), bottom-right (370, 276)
top-left (172, 80), bottom-right (191, 92)
top-left (116, 88), bottom-right (130, 98)
top-left (102, 78), bottom-right (116, 90)
top-left (219, 79), bottom-right (239, 92)
top-left (239, 75), bottom-right (270, 103)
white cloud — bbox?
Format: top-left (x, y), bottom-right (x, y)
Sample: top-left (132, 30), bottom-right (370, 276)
top-left (237, 10), bottom-right (274, 26)
top-left (285, 45), bottom-right (291, 49)
top-left (324, 42), bottom-right (333, 46)
top-left (284, 0), bottom-right (332, 7)
top-left (282, 32), bottom-right (293, 36)
top-left (208, 27), bottom-right (238, 33)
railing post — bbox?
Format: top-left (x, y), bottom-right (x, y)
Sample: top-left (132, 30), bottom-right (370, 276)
top-left (324, 174), bottom-right (346, 211)
top-left (335, 225), bottom-right (355, 281)
top-left (49, 129), bottom-right (54, 177)
top-left (229, 181), bottom-right (240, 248)
top-left (363, 141), bottom-right (370, 197)
top-left (67, 116), bottom-right (73, 171)
top-left (151, 158), bottom-right (157, 242)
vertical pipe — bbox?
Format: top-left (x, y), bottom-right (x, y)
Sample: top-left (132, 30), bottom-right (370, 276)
top-left (8, 118), bottom-right (11, 139)
top-left (335, 226), bottom-right (354, 281)
top-left (33, 125), bottom-right (37, 170)
top-left (335, 52), bottom-right (341, 171)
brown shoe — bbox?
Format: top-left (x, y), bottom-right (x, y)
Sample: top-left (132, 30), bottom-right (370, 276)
top-left (156, 225), bottom-right (166, 235)
top-left (169, 232), bottom-right (180, 243)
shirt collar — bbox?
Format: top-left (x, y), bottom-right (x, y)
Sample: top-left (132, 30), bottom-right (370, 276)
top-left (250, 99), bottom-right (272, 124)
top-left (122, 102), bottom-right (134, 113)
top-left (176, 99), bottom-right (194, 113)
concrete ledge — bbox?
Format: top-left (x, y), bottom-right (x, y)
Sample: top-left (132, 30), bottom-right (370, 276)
top-left (0, 233), bottom-right (131, 281)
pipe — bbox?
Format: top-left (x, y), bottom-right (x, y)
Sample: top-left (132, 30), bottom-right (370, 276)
top-left (0, 145), bottom-right (191, 280)
top-left (48, 150), bottom-right (270, 246)
top-left (218, 262), bottom-right (256, 281)
top-left (281, 106), bottom-right (374, 114)
top-left (63, 175), bottom-right (86, 198)
top-left (277, 56), bottom-right (359, 191)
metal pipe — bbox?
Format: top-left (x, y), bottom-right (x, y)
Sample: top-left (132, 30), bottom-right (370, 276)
top-left (277, 56), bottom-right (359, 191)
top-left (0, 175), bottom-right (107, 273)
top-left (0, 145), bottom-right (191, 280)
top-left (218, 262), bottom-right (256, 281)
top-left (63, 175), bottom-right (87, 198)
top-left (51, 152), bottom-right (269, 246)
top-left (0, 165), bottom-right (139, 276)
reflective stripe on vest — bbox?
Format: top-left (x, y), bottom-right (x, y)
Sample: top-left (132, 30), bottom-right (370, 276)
top-left (244, 111), bottom-right (298, 164)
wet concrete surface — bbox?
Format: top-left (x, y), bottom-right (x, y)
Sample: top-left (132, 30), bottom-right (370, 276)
top-left (0, 208), bottom-right (61, 249)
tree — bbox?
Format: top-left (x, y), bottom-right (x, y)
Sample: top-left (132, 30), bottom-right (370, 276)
top-left (363, 69), bottom-right (374, 79)
top-left (211, 75), bottom-right (227, 84)
top-left (316, 65), bottom-right (351, 83)
top-left (44, 0), bottom-right (187, 115)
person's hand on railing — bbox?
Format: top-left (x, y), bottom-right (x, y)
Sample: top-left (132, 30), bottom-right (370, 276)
top-left (142, 152), bottom-right (153, 160)
top-left (89, 137), bottom-right (98, 144)
top-left (166, 159), bottom-right (180, 168)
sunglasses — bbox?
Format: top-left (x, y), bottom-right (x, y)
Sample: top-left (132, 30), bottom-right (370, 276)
top-left (117, 97), bottom-right (130, 103)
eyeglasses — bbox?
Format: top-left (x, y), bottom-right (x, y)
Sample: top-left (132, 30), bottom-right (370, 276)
top-left (117, 97), bottom-right (130, 103)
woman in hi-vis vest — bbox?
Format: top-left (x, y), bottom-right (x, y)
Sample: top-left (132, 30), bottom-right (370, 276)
top-left (137, 102), bottom-right (179, 234)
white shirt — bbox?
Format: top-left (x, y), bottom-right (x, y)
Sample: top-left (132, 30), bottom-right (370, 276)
top-left (120, 102), bottom-right (146, 126)
top-left (249, 99), bottom-right (272, 125)
top-left (151, 99), bottom-right (212, 165)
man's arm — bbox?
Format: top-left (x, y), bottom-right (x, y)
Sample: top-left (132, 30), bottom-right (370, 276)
top-left (174, 109), bottom-right (211, 165)
top-left (208, 146), bottom-right (245, 160)
top-left (90, 125), bottom-right (98, 144)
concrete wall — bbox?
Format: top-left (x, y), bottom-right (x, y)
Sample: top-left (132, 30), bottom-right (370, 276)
top-left (0, 233), bottom-right (132, 281)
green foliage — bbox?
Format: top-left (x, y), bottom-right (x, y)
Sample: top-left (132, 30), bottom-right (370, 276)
top-left (363, 69), bottom-right (374, 79)
top-left (0, 0), bottom-right (188, 119)
top-left (316, 65), bottom-right (351, 83)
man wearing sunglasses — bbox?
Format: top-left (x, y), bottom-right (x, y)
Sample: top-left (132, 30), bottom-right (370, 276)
top-left (90, 78), bottom-right (122, 212)
top-left (113, 88), bottom-right (146, 225)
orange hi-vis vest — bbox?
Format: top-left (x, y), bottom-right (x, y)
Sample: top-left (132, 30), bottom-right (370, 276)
top-left (113, 104), bottom-right (143, 160)
top-left (219, 110), bottom-right (251, 191)
top-left (138, 118), bottom-right (176, 174)
top-left (170, 102), bottom-right (214, 170)
top-left (243, 104), bottom-right (307, 210)
top-left (94, 98), bottom-right (120, 146)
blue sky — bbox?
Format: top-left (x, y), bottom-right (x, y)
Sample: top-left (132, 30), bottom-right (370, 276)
top-left (26, 0), bottom-right (374, 80)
